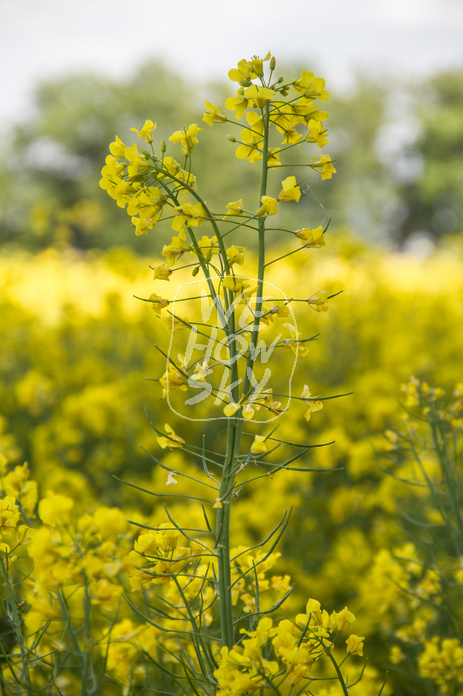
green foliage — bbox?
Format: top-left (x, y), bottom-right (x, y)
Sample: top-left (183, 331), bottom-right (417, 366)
top-left (397, 71), bottom-right (463, 243)
top-left (2, 63), bottom-right (197, 250)
top-left (3, 61), bottom-right (463, 252)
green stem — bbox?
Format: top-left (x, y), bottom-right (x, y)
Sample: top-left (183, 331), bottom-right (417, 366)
top-left (0, 554), bottom-right (32, 694)
top-left (243, 100), bottom-right (271, 397)
top-left (216, 416), bottom-right (242, 648)
top-left (215, 102), bottom-right (272, 651)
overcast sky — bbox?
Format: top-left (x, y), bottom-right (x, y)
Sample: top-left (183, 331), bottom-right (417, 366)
top-left (1, 0), bottom-right (463, 131)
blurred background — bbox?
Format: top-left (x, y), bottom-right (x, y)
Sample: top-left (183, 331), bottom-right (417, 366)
top-left (1, 0), bottom-right (463, 252)
top-left (1, 4), bottom-right (463, 693)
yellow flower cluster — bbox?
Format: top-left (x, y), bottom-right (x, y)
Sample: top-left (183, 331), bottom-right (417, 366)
top-left (230, 548), bottom-right (291, 613)
top-left (204, 52), bottom-right (336, 177)
top-left (418, 637), bottom-right (463, 694)
top-left (0, 445), bottom-right (367, 694)
top-left (99, 128), bottom-right (200, 238)
top-left (214, 599), bottom-right (360, 695)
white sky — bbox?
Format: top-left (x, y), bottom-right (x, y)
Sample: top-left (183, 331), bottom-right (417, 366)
top-left (1, 0), bottom-right (463, 131)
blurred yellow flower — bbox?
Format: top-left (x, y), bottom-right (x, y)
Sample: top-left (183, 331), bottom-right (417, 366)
top-left (346, 634), bottom-right (365, 656)
top-left (130, 119), bottom-right (156, 144)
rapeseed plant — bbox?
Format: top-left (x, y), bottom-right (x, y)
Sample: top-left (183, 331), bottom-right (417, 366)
top-left (98, 51), bottom-right (373, 695)
top-left (5, 52), bottom-right (463, 696)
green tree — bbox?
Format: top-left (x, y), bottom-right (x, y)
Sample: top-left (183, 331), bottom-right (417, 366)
top-left (2, 63), bottom-right (394, 252)
top-left (325, 74), bottom-right (394, 242)
top-left (395, 70), bottom-right (463, 244)
top-left (8, 62), bottom-right (462, 252)
top-left (1, 63), bottom-right (198, 251)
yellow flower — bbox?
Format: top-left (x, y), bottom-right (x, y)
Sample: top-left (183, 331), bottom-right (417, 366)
top-left (203, 101), bottom-right (227, 126)
top-left (256, 196), bottom-right (278, 217)
top-left (148, 293), bottom-right (170, 312)
top-left (162, 230), bottom-right (190, 267)
top-left (194, 235), bottom-right (219, 262)
top-left (305, 119), bottom-right (329, 148)
top-left (243, 84), bottom-right (275, 108)
top-left (346, 634), bottom-right (365, 656)
top-left (247, 111), bottom-right (265, 134)
top-left (226, 245), bottom-right (245, 265)
top-left (222, 276), bottom-right (251, 296)
top-left (92, 506), bottom-right (128, 539)
top-left (390, 645), bottom-right (405, 664)
top-left (38, 492), bottom-right (74, 527)
top-left (235, 126), bottom-right (263, 162)
top-left (251, 435), bottom-right (268, 455)
top-left (109, 135), bottom-right (126, 158)
top-left (225, 90), bottom-right (251, 119)
top-left (306, 401), bottom-right (322, 423)
top-left (171, 202), bottom-right (208, 232)
top-left (335, 607), bottom-right (356, 631)
top-left (293, 70), bottom-right (329, 101)
top-left (190, 360), bottom-right (212, 382)
top-left (160, 155), bottom-right (181, 177)
top-left (91, 578), bottom-right (124, 608)
top-left (153, 264), bottom-right (173, 281)
top-left (224, 402), bottom-right (241, 417)
top-left (311, 154), bottom-right (336, 180)
top-left (278, 176), bottom-right (301, 203)
top-left (271, 101), bottom-right (299, 133)
top-left (0, 497), bottom-right (20, 535)
top-left (302, 385), bottom-right (324, 421)
top-left (127, 185), bottom-right (166, 235)
top-left (156, 424), bottom-right (185, 450)
top-left (260, 390), bottom-right (283, 415)
top-left (228, 60), bottom-right (254, 83)
top-left (160, 364), bottom-right (188, 398)
top-left (169, 124), bottom-right (202, 156)
top-left (2, 467), bottom-right (37, 519)
top-left (131, 217), bottom-right (150, 236)
top-left (228, 54), bottom-right (271, 83)
top-left (267, 148), bottom-right (281, 166)
top-left (281, 128), bottom-right (302, 145)
top-left (124, 143), bottom-right (150, 178)
top-left (127, 185), bottom-right (165, 217)
top-left (295, 225), bottom-right (325, 248)
top-left (224, 199), bottom-right (244, 218)
top-left (305, 598), bottom-right (322, 621)
top-left (130, 119), bottom-right (156, 144)
top-left (243, 401), bottom-right (260, 420)
top-left (307, 290), bottom-right (328, 312)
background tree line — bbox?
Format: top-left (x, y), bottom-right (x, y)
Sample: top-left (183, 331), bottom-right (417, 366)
top-left (1, 61), bottom-right (462, 252)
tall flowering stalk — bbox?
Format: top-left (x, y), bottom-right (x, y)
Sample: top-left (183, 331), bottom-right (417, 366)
top-left (98, 53), bottom-right (371, 695)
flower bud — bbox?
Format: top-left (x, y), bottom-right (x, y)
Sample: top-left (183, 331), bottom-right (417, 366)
top-left (270, 56), bottom-right (276, 71)
top-left (227, 135), bottom-right (236, 143)
top-left (160, 139), bottom-right (166, 153)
